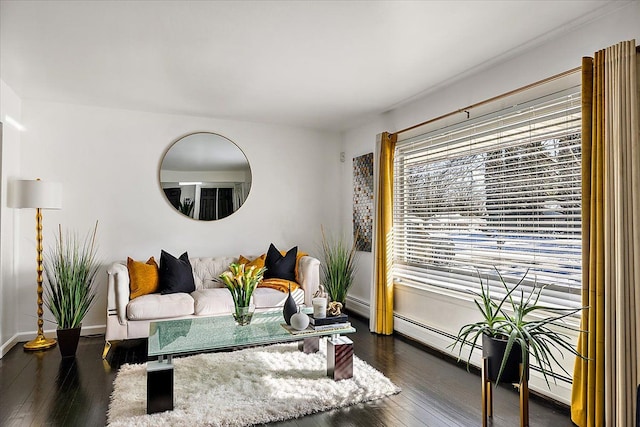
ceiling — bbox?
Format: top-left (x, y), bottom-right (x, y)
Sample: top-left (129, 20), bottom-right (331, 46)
top-left (161, 132), bottom-right (250, 172)
top-left (0, 1), bottom-right (617, 132)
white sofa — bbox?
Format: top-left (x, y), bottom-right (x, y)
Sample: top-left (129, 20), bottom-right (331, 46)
top-left (105, 255), bottom-right (320, 351)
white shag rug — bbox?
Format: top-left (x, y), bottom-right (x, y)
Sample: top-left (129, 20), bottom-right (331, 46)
top-left (108, 341), bottom-right (400, 426)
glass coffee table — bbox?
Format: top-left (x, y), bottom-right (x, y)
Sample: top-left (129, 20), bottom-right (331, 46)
top-left (146, 309), bottom-right (356, 414)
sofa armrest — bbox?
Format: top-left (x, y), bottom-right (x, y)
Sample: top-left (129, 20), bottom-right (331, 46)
top-left (298, 255), bottom-right (320, 307)
top-left (107, 262), bottom-right (130, 325)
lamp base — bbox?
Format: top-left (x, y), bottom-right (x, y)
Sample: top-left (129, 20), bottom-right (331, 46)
top-left (23, 335), bottom-right (57, 351)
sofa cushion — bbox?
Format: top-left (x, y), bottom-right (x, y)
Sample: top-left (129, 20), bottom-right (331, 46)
top-left (126, 293), bottom-right (194, 320)
top-left (159, 250), bottom-right (196, 294)
top-left (264, 244), bottom-right (297, 282)
top-left (192, 289), bottom-right (235, 316)
top-left (262, 251), bottom-right (308, 283)
top-left (127, 257), bottom-right (159, 299)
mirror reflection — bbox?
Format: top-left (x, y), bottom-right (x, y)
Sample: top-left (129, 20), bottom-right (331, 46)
top-left (160, 132), bottom-right (251, 220)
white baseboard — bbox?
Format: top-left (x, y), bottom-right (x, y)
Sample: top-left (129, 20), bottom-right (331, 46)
top-left (394, 316), bottom-right (459, 354)
top-left (0, 333), bottom-right (20, 358)
top-left (345, 295), bottom-right (369, 318)
top-left (0, 324), bottom-right (106, 359)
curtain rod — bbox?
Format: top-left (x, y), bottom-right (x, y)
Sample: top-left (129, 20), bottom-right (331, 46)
top-left (393, 66), bottom-right (581, 138)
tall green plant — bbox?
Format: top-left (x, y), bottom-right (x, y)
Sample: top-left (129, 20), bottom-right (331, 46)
top-left (44, 222), bottom-right (100, 329)
top-left (450, 268), bottom-right (583, 386)
top-left (320, 227), bottom-right (358, 304)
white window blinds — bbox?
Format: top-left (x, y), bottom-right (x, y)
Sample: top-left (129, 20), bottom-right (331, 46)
top-left (393, 87), bottom-right (582, 309)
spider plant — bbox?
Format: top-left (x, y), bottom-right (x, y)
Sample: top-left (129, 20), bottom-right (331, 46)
top-left (450, 268), bottom-right (583, 387)
top-left (320, 226), bottom-right (358, 305)
top-left (44, 222), bottom-right (101, 329)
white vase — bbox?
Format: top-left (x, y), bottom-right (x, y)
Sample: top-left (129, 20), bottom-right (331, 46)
top-left (290, 309), bottom-right (310, 330)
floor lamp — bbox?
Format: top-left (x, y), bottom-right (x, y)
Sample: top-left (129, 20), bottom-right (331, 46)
top-left (10, 179), bottom-right (62, 351)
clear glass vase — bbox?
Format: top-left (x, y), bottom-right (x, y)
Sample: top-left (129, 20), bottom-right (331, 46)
top-left (233, 305), bottom-right (255, 326)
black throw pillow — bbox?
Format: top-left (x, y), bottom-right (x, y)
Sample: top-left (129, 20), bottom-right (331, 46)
top-left (263, 244), bottom-right (297, 282)
top-left (159, 250), bottom-right (196, 294)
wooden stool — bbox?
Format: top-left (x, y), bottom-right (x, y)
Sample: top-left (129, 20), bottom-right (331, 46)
top-left (481, 358), bottom-right (529, 427)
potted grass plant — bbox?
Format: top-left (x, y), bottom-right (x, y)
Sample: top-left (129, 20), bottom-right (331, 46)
top-left (44, 222), bottom-right (100, 358)
top-left (320, 227), bottom-right (358, 306)
top-left (450, 268), bottom-right (583, 387)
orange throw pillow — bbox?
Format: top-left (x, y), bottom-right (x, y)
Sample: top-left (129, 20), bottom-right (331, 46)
top-left (238, 254), bottom-right (266, 270)
top-left (127, 257), bottom-right (159, 299)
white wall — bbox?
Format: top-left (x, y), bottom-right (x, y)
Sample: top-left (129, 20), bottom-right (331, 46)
top-left (340, 1), bottom-right (640, 404)
top-left (7, 100), bottom-right (341, 349)
top-left (0, 79), bottom-right (22, 356)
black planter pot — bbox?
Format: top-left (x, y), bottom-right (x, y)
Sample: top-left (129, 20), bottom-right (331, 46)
top-left (57, 327), bottom-right (81, 358)
top-left (482, 334), bottom-right (525, 384)
top-left (282, 285), bottom-right (297, 325)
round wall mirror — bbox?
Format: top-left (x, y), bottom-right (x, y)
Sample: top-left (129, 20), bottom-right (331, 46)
top-left (159, 132), bottom-right (252, 220)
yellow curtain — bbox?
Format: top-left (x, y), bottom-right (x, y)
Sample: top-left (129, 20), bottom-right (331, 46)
top-left (572, 40), bottom-right (640, 427)
top-left (373, 132), bottom-right (396, 335)
top-left (571, 54), bottom-right (606, 427)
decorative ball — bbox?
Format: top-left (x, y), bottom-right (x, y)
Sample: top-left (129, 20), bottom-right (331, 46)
top-left (290, 311), bottom-right (310, 331)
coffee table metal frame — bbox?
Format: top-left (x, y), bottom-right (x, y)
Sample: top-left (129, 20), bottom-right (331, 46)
top-left (146, 309), bottom-right (355, 414)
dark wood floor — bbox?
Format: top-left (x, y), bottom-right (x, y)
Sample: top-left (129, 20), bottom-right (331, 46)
top-left (0, 314), bottom-right (574, 426)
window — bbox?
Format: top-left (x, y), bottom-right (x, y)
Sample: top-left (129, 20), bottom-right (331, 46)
top-left (393, 87), bottom-right (582, 309)
top-left (199, 187), bottom-right (234, 220)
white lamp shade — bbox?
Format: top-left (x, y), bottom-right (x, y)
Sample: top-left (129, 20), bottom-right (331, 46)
top-left (8, 180), bottom-right (62, 209)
